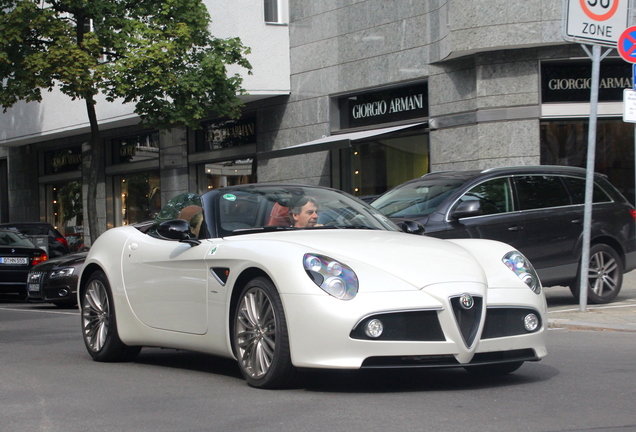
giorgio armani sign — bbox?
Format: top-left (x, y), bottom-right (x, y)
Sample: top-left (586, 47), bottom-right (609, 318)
top-left (339, 83), bottom-right (428, 129)
top-left (541, 59), bottom-right (632, 103)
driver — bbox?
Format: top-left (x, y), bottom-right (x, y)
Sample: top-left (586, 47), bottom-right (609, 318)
top-left (290, 197), bottom-right (320, 228)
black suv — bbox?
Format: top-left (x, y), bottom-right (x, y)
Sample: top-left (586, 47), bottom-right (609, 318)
top-left (0, 222), bottom-right (70, 258)
top-left (371, 166), bottom-right (636, 303)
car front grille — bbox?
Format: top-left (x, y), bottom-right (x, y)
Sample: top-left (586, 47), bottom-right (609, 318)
top-left (28, 271), bottom-right (46, 283)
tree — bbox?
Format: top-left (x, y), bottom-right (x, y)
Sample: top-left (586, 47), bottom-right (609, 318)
top-left (0, 0), bottom-right (251, 242)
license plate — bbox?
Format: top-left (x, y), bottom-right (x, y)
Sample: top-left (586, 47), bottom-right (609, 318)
top-left (0, 257), bottom-right (28, 265)
top-left (28, 284), bottom-right (40, 292)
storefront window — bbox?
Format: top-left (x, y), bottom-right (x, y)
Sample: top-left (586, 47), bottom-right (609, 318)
top-left (44, 146), bottom-right (82, 175)
top-left (111, 131), bottom-right (160, 164)
top-left (195, 117), bottom-right (256, 152)
top-left (197, 158), bottom-right (255, 192)
top-left (351, 134), bottom-right (429, 199)
top-left (47, 181), bottom-right (83, 251)
top-left (114, 171), bottom-right (161, 226)
top-left (540, 119), bottom-right (634, 204)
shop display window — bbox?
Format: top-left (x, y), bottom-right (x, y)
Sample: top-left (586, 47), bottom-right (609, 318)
top-left (350, 134), bottom-right (429, 200)
top-left (48, 181), bottom-right (84, 251)
top-left (197, 159), bottom-right (255, 193)
top-left (114, 171), bottom-right (161, 226)
top-left (540, 119), bottom-right (634, 204)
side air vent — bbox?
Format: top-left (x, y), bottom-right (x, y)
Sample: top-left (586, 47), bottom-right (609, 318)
top-left (210, 267), bottom-right (230, 285)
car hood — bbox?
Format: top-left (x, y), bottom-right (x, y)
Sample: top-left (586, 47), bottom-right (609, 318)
top-left (226, 229), bottom-right (489, 289)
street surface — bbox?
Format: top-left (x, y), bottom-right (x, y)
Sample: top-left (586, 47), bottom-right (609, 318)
top-left (1, 276), bottom-right (635, 432)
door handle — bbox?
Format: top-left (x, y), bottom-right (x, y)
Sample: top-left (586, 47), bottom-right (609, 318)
top-left (508, 226), bottom-right (523, 231)
top-left (571, 219), bottom-right (582, 224)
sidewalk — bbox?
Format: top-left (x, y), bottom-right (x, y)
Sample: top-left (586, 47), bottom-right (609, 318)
top-left (546, 271), bottom-right (636, 332)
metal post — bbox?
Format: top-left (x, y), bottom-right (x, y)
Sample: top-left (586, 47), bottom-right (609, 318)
top-left (578, 44), bottom-right (600, 312)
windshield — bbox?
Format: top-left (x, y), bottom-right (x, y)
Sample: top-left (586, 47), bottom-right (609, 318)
top-left (371, 178), bottom-right (467, 218)
top-left (215, 185), bottom-right (400, 236)
top-left (0, 230), bottom-right (36, 247)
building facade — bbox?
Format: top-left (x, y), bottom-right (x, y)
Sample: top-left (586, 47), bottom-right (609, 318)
top-left (1, 0), bottom-right (634, 243)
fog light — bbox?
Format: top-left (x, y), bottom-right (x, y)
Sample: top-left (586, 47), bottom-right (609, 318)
top-left (58, 289), bottom-right (69, 297)
top-left (364, 319), bottom-right (384, 338)
top-left (524, 313), bottom-right (539, 332)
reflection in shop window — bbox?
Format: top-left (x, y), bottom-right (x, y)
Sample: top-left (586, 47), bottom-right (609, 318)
top-left (198, 158), bottom-right (255, 192)
top-left (49, 181), bottom-right (83, 251)
top-left (111, 131), bottom-right (160, 165)
top-left (540, 119), bottom-right (634, 204)
top-left (115, 171), bottom-right (161, 226)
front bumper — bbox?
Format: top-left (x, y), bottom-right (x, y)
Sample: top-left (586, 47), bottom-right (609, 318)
top-left (282, 282), bottom-right (547, 369)
top-left (26, 271), bottom-right (77, 304)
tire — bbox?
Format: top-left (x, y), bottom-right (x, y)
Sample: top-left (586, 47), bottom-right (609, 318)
top-left (570, 244), bottom-right (623, 304)
top-left (464, 361), bottom-right (524, 376)
top-left (232, 277), bottom-right (299, 389)
top-left (80, 270), bottom-right (141, 362)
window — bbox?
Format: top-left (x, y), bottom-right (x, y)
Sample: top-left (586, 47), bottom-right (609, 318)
top-left (458, 178), bottom-right (513, 215)
top-left (350, 134), bottom-right (429, 199)
top-left (264, 0), bottom-right (287, 23)
top-left (47, 181), bottom-right (83, 242)
top-left (514, 176), bottom-right (571, 210)
top-left (114, 171), bottom-right (161, 226)
top-left (562, 177), bottom-right (612, 204)
top-left (264, 0), bottom-right (277, 22)
top-left (197, 159), bottom-right (256, 194)
top-left (540, 119), bottom-right (634, 204)
top-left (111, 131), bottom-right (160, 165)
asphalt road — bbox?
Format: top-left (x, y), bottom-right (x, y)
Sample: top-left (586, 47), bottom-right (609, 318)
top-left (1, 301), bottom-right (635, 432)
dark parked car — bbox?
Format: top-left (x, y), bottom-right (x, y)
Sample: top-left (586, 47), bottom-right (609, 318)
top-left (0, 229), bottom-right (49, 299)
top-left (27, 252), bottom-right (87, 307)
top-left (0, 222), bottom-right (70, 258)
top-left (371, 166), bottom-right (636, 304)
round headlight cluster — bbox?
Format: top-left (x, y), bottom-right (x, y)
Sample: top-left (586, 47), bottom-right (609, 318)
top-left (502, 251), bottom-right (542, 294)
top-left (303, 253), bottom-right (358, 300)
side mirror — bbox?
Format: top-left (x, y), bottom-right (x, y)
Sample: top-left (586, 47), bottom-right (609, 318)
top-left (451, 200), bottom-right (483, 219)
top-left (399, 220), bottom-right (425, 235)
top-left (157, 220), bottom-right (201, 246)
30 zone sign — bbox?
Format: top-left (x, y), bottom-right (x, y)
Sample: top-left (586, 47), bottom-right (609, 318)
top-left (563, 0), bottom-right (632, 47)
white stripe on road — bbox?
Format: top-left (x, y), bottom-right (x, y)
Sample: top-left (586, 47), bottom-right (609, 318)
top-left (0, 306), bottom-right (79, 316)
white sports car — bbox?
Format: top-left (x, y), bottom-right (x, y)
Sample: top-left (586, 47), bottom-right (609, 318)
top-left (79, 184), bottom-right (547, 389)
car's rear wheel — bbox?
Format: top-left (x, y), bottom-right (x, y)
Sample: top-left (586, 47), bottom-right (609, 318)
top-left (464, 361), bottom-right (524, 376)
top-left (80, 270), bottom-right (140, 362)
top-left (571, 244), bottom-right (623, 304)
top-left (232, 277), bottom-right (299, 389)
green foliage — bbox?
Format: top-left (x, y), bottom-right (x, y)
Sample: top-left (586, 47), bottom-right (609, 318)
top-left (0, 0), bottom-right (252, 127)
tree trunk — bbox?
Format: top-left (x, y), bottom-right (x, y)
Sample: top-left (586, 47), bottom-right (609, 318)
top-left (85, 96), bottom-right (103, 245)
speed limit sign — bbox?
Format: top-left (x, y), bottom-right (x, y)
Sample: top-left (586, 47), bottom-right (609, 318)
top-left (563, 0), bottom-right (632, 47)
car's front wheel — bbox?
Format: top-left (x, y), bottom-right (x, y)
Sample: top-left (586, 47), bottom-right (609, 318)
top-left (80, 270), bottom-right (140, 362)
top-left (232, 277), bottom-right (299, 389)
top-left (571, 244), bottom-right (623, 304)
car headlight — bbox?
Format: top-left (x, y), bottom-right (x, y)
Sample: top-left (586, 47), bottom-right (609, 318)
top-left (303, 253), bottom-right (358, 300)
top-left (50, 268), bottom-right (75, 279)
top-left (502, 251), bottom-right (541, 294)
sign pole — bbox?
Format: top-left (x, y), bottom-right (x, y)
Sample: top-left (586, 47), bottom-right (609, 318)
top-left (577, 44), bottom-right (600, 312)
top-left (564, 0), bottom-right (632, 311)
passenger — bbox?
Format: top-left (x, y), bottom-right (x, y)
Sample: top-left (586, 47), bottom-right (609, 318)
top-left (290, 197), bottom-right (321, 228)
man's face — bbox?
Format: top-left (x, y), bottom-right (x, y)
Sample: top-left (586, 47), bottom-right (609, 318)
top-left (292, 201), bottom-right (318, 227)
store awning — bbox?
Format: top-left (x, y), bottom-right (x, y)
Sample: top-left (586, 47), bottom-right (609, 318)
top-left (258, 122), bottom-right (425, 160)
